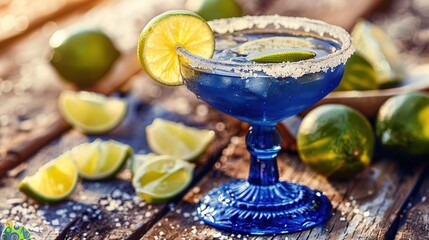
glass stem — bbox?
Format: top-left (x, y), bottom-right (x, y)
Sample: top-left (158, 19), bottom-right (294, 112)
top-left (246, 125), bottom-right (282, 186)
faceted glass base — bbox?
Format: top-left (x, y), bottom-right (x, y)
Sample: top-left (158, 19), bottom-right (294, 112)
top-left (197, 180), bottom-right (332, 235)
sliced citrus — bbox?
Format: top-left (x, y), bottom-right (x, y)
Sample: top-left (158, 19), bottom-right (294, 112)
top-left (237, 36), bottom-right (316, 55)
top-left (335, 52), bottom-right (378, 91)
top-left (351, 20), bottom-right (405, 88)
top-left (297, 104), bottom-right (374, 179)
top-left (137, 10), bottom-right (215, 85)
top-left (18, 152), bottom-right (78, 204)
top-left (130, 153), bottom-right (159, 175)
top-left (58, 90), bottom-right (127, 134)
top-left (71, 139), bottom-right (132, 180)
top-left (146, 118), bottom-right (215, 161)
top-left (249, 51), bottom-right (316, 63)
top-left (132, 156), bottom-right (194, 203)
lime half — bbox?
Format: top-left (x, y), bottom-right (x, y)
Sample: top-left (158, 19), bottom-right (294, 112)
top-left (146, 118), bottom-right (215, 161)
top-left (71, 139), bottom-right (132, 180)
top-left (137, 10), bottom-right (215, 85)
top-left (18, 153), bottom-right (78, 203)
top-left (58, 90), bottom-right (127, 134)
top-left (132, 156), bottom-right (194, 203)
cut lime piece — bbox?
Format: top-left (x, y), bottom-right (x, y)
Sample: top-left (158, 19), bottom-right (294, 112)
top-left (352, 20), bottom-right (405, 88)
top-left (132, 156), bottom-right (194, 203)
top-left (137, 10), bottom-right (215, 86)
top-left (250, 51), bottom-right (316, 63)
top-left (18, 152), bottom-right (78, 204)
top-left (71, 139), bottom-right (132, 180)
top-left (237, 36), bottom-right (316, 55)
top-left (59, 90), bottom-right (127, 134)
top-left (130, 153), bottom-right (159, 175)
top-left (335, 52), bottom-right (378, 91)
top-left (146, 118), bottom-right (215, 161)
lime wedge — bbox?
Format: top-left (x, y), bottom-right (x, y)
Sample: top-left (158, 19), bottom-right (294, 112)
top-left (18, 153), bottom-right (78, 203)
top-left (335, 52), bottom-right (378, 91)
top-left (132, 156), bottom-right (194, 203)
top-left (250, 51), bottom-right (316, 63)
top-left (130, 153), bottom-right (159, 175)
top-left (137, 10), bottom-right (215, 86)
top-left (146, 118), bottom-right (215, 161)
top-left (71, 139), bottom-right (132, 180)
top-left (352, 20), bottom-right (405, 88)
top-left (58, 90), bottom-right (127, 134)
top-left (237, 36), bottom-right (316, 55)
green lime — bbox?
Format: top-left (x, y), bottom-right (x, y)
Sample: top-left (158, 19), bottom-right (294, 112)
top-left (249, 51), bottom-right (316, 63)
top-left (18, 152), bottom-right (78, 203)
top-left (297, 104), bottom-right (375, 179)
top-left (376, 92), bottom-right (429, 158)
top-left (187, 0), bottom-right (243, 21)
top-left (71, 139), bottom-right (132, 180)
top-left (335, 52), bottom-right (378, 91)
top-left (351, 20), bottom-right (405, 88)
top-left (130, 153), bottom-right (159, 175)
top-left (137, 10), bottom-right (214, 86)
top-left (237, 36), bottom-right (316, 55)
top-left (132, 156), bottom-right (194, 203)
top-left (58, 90), bottom-right (128, 134)
top-left (50, 29), bottom-right (120, 87)
top-left (146, 118), bottom-right (215, 161)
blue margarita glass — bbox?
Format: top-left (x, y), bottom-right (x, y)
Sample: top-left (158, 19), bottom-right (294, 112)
top-left (177, 15), bottom-right (354, 235)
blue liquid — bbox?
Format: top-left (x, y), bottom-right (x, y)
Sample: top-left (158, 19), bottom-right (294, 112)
top-left (182, 33), bottom-right (345, 125)
top-left (180, 31), bottom-right (345, 235)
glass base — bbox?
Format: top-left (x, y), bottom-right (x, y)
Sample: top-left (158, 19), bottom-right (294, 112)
top-left (197, 180), bottom-right (332, 235)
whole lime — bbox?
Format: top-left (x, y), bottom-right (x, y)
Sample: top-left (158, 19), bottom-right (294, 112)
top-left (50, 29), bottom-right (120, 87)
top-left (376, 92), bottom-right (429, 158)
top-left (187, 0), bottom-right (243, 21)
top-left (297, 104), bottom-right (375, 179)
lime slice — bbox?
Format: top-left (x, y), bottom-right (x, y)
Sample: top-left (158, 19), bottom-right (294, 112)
top-left (146, 118), bottom-right (215, 161)
top-left (130, 153), bottom-right (159, 175)
top-left (137, 10), bottom-right (215, 86)
top-left (59, 90), bottom-right (127, 134)
top-left (352, 20), bottom-right (405, 88)
top-left (335, 52), bottom-right (378, 91)
top-left (71, 139), bottom-right (132, 180)
top-left (249, 51), bottom-right (316, 63)
top-left (18, 152), bottom-right (78, 203)
top-left (132, 156), bottom-right (194, 203)
top-left (237, 36), bottom-right (316, 55)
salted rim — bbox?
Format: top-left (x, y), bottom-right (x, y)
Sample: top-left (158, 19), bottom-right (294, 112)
top-left (177, 15), bottom-right (354, 79)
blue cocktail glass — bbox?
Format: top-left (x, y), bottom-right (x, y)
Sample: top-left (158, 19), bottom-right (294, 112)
top-left (177, 15), bottom-right (354, 235)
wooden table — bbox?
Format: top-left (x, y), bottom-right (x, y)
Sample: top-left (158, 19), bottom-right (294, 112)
top-left (1, 0), bottom-right (428, 239)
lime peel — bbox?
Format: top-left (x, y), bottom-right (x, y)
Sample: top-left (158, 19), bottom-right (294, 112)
top-left (250, 51), bottom-right (316, 63)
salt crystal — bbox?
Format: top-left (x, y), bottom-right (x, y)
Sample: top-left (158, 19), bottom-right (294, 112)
top-left (51, 219), bottom-right (59, 226)
top-left (145, 212), bottom-right (152, 218)
top-left (363, 211), bottom-right (370, 217)
top-left (183, 212), bottom-right (190, 218)
top-left (116, 223), bottom-right (121, 227)
top-left (422, 196), bottom-right (427, 202)
top-left (159, 231), bottom-right (165, 236)
top-left (112, 189), bottom-right (122, 198)
top-left (340, 217), bottom-right (346, 221)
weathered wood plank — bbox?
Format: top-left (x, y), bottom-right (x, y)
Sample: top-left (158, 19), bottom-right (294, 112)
top-left (143, 135), bottom-right (424, 239)
top-left (0, 84), bottom-right (241, 239)
top-left (0, 0), bottom-right (106, 48)
top-left (395, 163), bottom-right (429, 240)
top-left (0, 0), bottom-right (186, 177)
